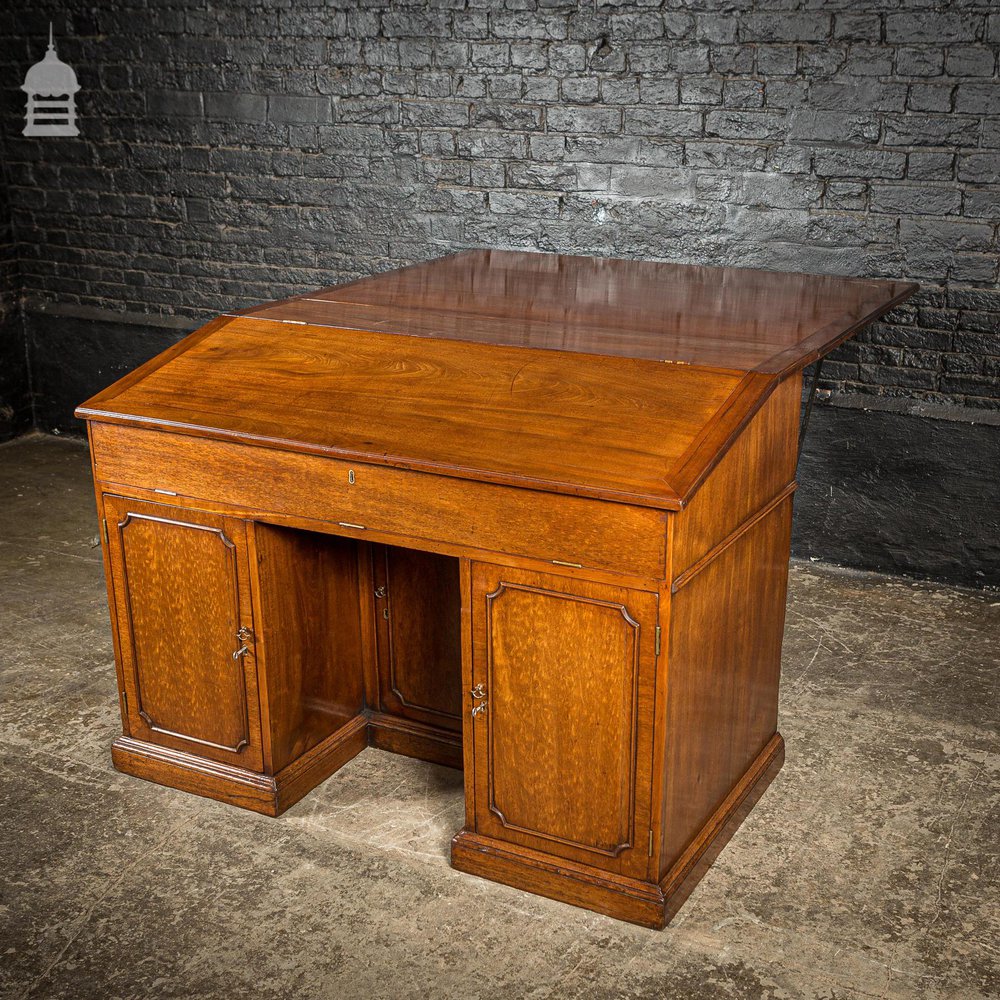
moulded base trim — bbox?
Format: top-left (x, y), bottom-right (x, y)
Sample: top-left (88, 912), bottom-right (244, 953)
top-left (451, 831), bottom-right (668, 928)
top-left (659, 731), bottom-right (785, 924)
top-left (450, 732), bottom-right (785, 929)
top-left (111, 713), bottom-right (369, 817)
top-left (367, 710), bottom-right (463, 770)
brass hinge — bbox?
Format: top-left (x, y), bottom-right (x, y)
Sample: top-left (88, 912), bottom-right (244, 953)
top-left (121, 688), bottom-right (128, 714)
top-left (655, 625), bottom-right (661, 657)
top-left (102, 518), bottom-right (109, 544)
top-left (648, 829), bottom-right (654, 857)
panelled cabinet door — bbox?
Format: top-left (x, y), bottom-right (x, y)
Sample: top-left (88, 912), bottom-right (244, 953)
top-left (372, 544), bottom-right (462, 732)
top-left (103, 495), bottom-right (263, 771)
top-left (470, 563), bottom-right (658, 878)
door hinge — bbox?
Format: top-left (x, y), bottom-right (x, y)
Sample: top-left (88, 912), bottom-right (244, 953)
top-left (121, 688), bottom-right (128, 714)
top-left (654, 625), bottom-right (661, 657)
top-left (648, 829), bottom-right (654, 857)
top-left (102, 518), bottom-right (109, 544)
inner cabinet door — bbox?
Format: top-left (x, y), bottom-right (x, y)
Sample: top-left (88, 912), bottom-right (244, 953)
top-left (372, 544), bottom-right (462, 732)
top-left (470, 563), bottom-right (658, 878)
top-left (103, 495), bottom-right (263, 771)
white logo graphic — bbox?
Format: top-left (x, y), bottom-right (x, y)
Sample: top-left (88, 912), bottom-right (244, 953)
top-left (22, 24), bottom-right (80, 137)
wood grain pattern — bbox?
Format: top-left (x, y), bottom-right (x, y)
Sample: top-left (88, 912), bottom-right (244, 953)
top-left (80, 250), bottom-right (917, 928)
top-left (470, 562), bottom-right (658, 878)
top-left (272, 713), bottom-right (368, 813)
top-left (112, 736), bottom-right (280, 815)
top-left (372, 544), bottom-right (463, 731)
top-left (86, 428), bottom-right (133, 735)
top-left (672, 372), bottom-right (802, 575)
top-left (79, 315), bottom-right (754, 508)
top-left (450, 732), bottom-right (783, 929)
top-left (111, 714), bottom-right (368, 817)
top-left (660, 498), bottom-right (793, 874)
top-left (103, 495), bottom-right (263, 770)
top-left (367, 711), bottom-right (463, 770)
top-left (249, 523), bottom-right (366, 774)
top-left (451, 830), bottom-right (668, 929)
top-left (659, 733), bottom-right (784, 925)
top-left (88, 422), bottom-right (667, 577)
top-left (241, 249), bottom-right (916, 375)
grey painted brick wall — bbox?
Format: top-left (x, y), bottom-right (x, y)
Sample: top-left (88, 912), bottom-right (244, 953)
top-left (1, 0), bottom-right (999, 408)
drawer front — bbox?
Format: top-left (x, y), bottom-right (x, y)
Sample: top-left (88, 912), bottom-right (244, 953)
top-left (89, 423), bottom-right (666, 580)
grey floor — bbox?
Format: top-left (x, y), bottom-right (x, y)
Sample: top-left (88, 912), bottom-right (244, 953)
top-left (1, 433), bottom-right (997, 1000)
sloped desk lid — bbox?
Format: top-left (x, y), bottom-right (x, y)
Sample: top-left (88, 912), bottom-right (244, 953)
top-left (77, 251), bottom-right (917, 510)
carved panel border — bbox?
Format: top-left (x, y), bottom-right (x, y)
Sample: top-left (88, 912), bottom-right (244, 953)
top-left (117, 511), bottom-right (250, 756)
top-left (483, 580), bottom-right (641, 859)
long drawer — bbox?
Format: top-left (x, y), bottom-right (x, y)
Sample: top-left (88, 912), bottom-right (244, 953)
top-left (89, 422), bottom-right (667, 581)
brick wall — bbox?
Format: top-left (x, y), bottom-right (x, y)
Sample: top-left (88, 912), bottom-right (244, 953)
top-left (1, 0), bottom-right (998, 408)
top-left (0, 164), bottom-right (30, 440)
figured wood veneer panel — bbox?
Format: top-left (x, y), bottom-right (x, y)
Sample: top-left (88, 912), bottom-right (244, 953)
top-left (471, 564), bottom-right (658, 877)
top-left (81, 315), bottom-right (750, 507)
top-left (104, 497), bottom-right (261, 769)
top-left (251, 523), bottom-right (366, 773)
top-left (660, 498), bottom-right (792, 873)
top-left (373, 545), bottom-right (463, 730)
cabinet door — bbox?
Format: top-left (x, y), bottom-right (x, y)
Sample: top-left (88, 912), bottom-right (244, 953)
top-left (470, 563), bottom-right (658, 878)
top-left (103, 496), bottom-right (263, 771)
top-left (372, 544), bottom-right (462, 732)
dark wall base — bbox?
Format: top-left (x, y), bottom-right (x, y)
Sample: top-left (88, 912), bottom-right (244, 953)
top-left (26, 309), bottom-right (189, 434)
top-left (795, 403), bottom-right (999, 588)
top-left (0, 309), bottom-right (32, 442)
top-left (21, 309), bottom-right (1000, 588)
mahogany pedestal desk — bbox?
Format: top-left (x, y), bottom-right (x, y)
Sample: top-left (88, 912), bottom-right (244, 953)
top-left (77, 250), bottom-right (916, 928)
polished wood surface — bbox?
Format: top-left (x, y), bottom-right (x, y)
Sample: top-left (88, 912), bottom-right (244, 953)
top-left (671, 374), bottom-right (801, 576)
top-left (88, 422), bottom-right (667, 577)
top-left (658, 376), bottom-right (799, 876)
top-left (372, 545), bottom-right (463, 731)
top-left (250, 524), bottom-right (365, 773)
top-left (79, 314), bottom-right (757, 508)
top-left (451, 734), bottom-right (784, 929)
top-left (240, 249), bottom-right (917, 374)
top-left (468, 563), bottom-right (658, 878)
top-left (78, 249), bottom-right (918, 928)
top-left (662, 501), bottom-right (793, 872)
top-left (103, 495), bottom-right (263, 771)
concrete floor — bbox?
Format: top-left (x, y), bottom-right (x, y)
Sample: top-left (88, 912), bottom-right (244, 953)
top-left (0, 433), bottom-right (997, 1000)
